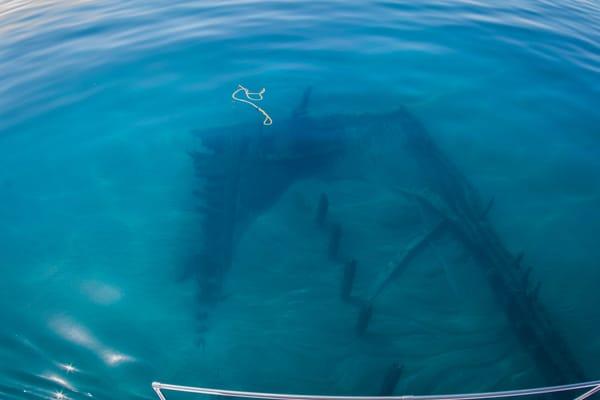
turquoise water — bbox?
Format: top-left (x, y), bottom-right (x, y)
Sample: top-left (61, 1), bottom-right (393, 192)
top-left (1, 1), bottom-right (599, 400)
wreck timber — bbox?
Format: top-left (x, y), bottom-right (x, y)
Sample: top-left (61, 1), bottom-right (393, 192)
top-left (392, 106), bottom-right (586, 385)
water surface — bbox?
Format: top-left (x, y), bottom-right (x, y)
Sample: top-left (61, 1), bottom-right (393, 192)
top-left (1, 1), bottom-right (599, 400)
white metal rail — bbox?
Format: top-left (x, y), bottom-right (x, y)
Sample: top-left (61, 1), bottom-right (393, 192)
top-left (152, 380), bottom-right (600, 400)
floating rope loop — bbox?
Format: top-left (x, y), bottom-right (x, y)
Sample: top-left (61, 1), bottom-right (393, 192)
top-left (232, 84), bottom-right (273, 126)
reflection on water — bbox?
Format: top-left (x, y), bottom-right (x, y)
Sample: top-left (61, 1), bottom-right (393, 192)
top-left (0, 1), bottom-right (599, 400)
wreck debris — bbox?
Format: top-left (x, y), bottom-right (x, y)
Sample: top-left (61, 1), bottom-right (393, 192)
top-left (400, 182), bottom-right (583, 384)
top-left (480, 198), bottom-right (495, 219)
top-left (188, 88), bottom-right (345, 344)
top-left (368, 219), bottom-right (448, 303)
top-left (351, 217), bottom-right (447, 336)
top-left (189, 134), bottom-right (246, 316)
top-left (379, 362), bottom-right (404, 396)
top-left (514, 252), bottom-right (525, 269)
top-left (316, 193), bottom-right (329, 228)
top-left (185, 96), bottom-right (586, 386)
top-left (341, 259), bottom-right (357, 302)
top-left (391, 106), bottom-right (586, 384)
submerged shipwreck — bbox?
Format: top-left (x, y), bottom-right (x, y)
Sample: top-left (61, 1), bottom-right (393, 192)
top-left (184, 89), bottom-right (585, 391)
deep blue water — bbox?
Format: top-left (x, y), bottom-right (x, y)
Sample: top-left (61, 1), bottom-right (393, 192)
top-left (1, 1), bottom-right (599, 400)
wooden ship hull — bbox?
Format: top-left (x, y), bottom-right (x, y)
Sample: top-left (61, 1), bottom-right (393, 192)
top-left (185, 94), bottom-right (585, 386)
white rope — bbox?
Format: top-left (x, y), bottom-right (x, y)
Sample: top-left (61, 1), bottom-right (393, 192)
top-left (152, 380), bottom-right (600, 400)
top-left (232, 84), bottom-right (273, 126)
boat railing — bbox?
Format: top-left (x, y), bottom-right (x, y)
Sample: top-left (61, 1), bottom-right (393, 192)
top-left (152, 380), bottom-right (600, 400)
